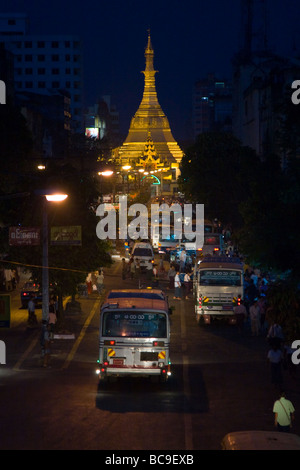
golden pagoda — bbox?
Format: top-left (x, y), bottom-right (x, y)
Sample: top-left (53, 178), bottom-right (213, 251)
top-left (112, 31), bottom-right (184, 195)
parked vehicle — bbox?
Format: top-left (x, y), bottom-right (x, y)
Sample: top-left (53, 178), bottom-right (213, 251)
top-left (20, 280), bottom-right (57, 308)
top-left (20, 280), bottom-right (40, 308)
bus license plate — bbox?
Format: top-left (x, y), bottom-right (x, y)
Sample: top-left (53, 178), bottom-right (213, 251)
top-left (113, 358), bottom-right (124, 366)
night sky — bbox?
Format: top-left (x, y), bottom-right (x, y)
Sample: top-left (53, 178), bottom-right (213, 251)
top-left (2, 0), bottom-right (300, 141)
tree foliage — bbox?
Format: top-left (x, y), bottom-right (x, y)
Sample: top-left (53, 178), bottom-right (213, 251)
top-left (178, 132), bottom-right (259, 228)
top-left (1, 162), bottom-right (112, 314)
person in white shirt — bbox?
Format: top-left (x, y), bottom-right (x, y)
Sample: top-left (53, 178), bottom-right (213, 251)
top-left (273, 391), bottom-right (295, 432)
top-left (249, 299), bottom-right (260, 336)
top-left (173, 271), bottom-right (181, 300)
top-left (27, 294), bottom-right (38, 327)
top-left (183, 272), bottom-right (191, 299)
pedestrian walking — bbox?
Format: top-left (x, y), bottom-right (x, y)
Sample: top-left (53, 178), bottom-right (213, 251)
top-left (121, 258), bottom-right (127, 280)
top-left (233, 299), bottom-right (247, 333)
top-left (4, 268), bottom-right (13, 291)
top-left (184, 271), bottom-right (191, 299)
top-left (179, 249), bottom-right (186, 273)
top-left (268, 343), bottom-right (283, 388)
top-left (173, 270), bottom-right (181, 300)
top-left (27, 294), bottom-right (38, 327)
top-left (249, 299), bottom-right (260, 336)
top-left (273, 391), bottom-right (295, 433)
top-left (48, 297), bottom-right (57, 340)
top-left (96, 270), bottom-right (104, 294)
top-left (167, 264), bottom-right (176, 289)
top-left (267, 322), bottom-right (284, 348)
top-left (86, 273), bottom-right (92, 294)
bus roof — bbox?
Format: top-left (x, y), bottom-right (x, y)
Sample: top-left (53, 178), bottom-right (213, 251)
top-left (198, 256), bottom-right (243, 270)
top-left (101, 296), bottom-right (169, 312)
top-left (105, 289), bottom-right (166, 300)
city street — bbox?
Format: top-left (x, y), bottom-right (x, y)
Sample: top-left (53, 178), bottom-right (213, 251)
top-left (0, 255), bottom-right (300, 452)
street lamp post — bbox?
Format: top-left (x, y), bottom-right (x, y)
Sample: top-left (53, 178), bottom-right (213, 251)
top-left (97, 170), bottom-right (114, 203)
top-left (36, 191), bottom-right (68, 322)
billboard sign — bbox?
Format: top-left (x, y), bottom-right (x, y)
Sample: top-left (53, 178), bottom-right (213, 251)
top-left (50, 226), bottom-right (82, 245)
top-left (9, 227), bottom-right (40, 246)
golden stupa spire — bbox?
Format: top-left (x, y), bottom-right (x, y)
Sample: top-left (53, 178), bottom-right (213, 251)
top-left (114, 30), bottom-right (184, 181)
top-left (140, 29), bottom-right (160, 110)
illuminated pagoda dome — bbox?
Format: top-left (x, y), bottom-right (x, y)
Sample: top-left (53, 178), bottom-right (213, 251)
top-left (112, 31), bottom-right (184, 195)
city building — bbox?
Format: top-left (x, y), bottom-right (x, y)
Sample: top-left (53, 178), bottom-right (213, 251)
top-left (232, 49), bottom-right (300, 161)
top-left (84, 95), bottom-right (120, 145)
top-left (192, 73), bottom-right (232, 140)
top-left (112, 31), bottom-right (184, 196)
top-left (0, 12), bottom-right (84, 133)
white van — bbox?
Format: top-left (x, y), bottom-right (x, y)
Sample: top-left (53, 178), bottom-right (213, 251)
top-left (131, 241), bottom-right (154, 271)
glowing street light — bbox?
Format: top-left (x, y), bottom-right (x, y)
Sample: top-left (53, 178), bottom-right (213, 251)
top-left (35, 190), bottom-right (68, 321)
top-left (98, 170), bottom-right (114, 177)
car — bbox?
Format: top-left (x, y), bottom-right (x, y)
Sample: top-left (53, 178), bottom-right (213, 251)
top-left (20, 280), bottom-right (41, 308)
top-left (20, 280), bottom-right (57, 308)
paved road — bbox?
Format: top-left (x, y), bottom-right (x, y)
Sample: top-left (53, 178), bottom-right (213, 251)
top-left (0, 257), bottom-right (300, 451)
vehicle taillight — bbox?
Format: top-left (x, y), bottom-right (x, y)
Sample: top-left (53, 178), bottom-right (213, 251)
top-left (104, 340), bottom-right (115, 345)
top-left (214, 247), bottom-right (220, 251)
top-left (199, 296), bottom-right (202, 307)
top-left (237, 296), bottom-right (241, 306)
top-left (153, 341), bottom-right (164, 347)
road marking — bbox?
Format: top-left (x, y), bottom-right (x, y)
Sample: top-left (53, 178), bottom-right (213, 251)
top-left (179, 300), bottom-right (194, 451)
top-left (13, 331), bottom-right (39, 370)
top-left (61, 298), bottom-right (100, 370)
top-left (13, 296), bottom-right (71, 371)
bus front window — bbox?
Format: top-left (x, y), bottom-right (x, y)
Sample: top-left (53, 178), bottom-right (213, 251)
top-left (103, 311), bottom-right (167, 338)
top-left (199, 270), bottom-right (242, 286)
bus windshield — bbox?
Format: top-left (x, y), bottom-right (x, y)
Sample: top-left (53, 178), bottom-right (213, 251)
top-left (102, 311), bottom-right (167, 338)
top-left (199, 270), bottom-right (242, 286)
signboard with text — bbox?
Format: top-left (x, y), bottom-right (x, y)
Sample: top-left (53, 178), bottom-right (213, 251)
top-left (9, 227), bottom-right (40, 246)
top-left (50, 226), bottom-right (82, 246)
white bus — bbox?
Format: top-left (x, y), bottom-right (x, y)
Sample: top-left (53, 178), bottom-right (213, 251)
top-left (193, 256), bottom-right (244, 324)
top-left (96, 291), bottom-right (172, 383)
